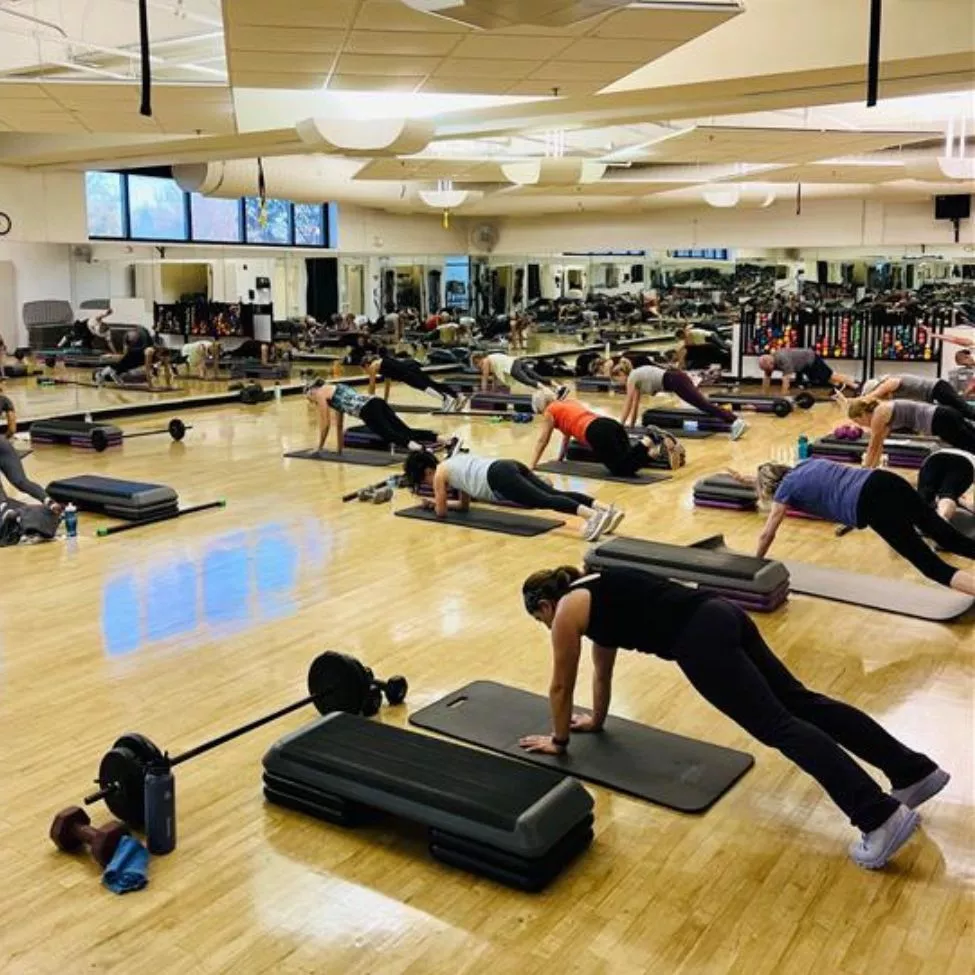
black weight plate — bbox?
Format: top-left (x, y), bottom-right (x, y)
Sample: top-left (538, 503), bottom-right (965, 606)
top-left (168, 418), bottom-right (187, 441)
top-left (98, 746), bottom-right (149, 829)
top-left (793, 392), bottom-right (815, 410)
top-left (114, 733), bottom-right (165, 765)
top-left (772, 400), bottom-right (792, 417)
top-left (362, 684), bottom-right (383, 718)
top-left (90, 428), bottom-right (109, 452)
top-left (307, 651), bottom-right (370, 715)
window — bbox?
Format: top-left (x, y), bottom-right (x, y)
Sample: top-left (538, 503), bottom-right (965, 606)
top-left (85, 171), bottom-right (125, 238)
top-left (293, 203), bottom-right (325, 246)
top-left (190, 193), bottom-right (241, 242)
top-left (128, 175), bottom-right (188, 240)
top-left (244, 197), bottom-right (292, 245)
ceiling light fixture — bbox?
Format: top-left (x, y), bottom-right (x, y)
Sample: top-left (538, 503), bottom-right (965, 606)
top-left (418, 179), bottom-right (469, 210)
top-left (701, 184), bottom-right (740, 208)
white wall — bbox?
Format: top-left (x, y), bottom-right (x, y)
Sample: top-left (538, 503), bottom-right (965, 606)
top-left (487, 199), bottom-right (975, 256)
top-left (336, 204), bottom-right (468, 255)
top-left (0, 242), bottom-right (73, 346)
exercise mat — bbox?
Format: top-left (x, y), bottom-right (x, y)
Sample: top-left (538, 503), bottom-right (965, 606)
top-left (284, 449), bottom-right (398, 467)
top-left (410, 681), bottom-right (754, 813)
top-left (394, 505), bottom-right (563, 537)
top-left (536, 460), bottom-right (671, 485)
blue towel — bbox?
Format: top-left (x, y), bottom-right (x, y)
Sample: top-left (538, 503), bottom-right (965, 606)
top-left (102, 835), bottom-right (149, 894)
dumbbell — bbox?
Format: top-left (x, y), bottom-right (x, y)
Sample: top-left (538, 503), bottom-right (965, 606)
top-left (50, 806), bottom-right (129, 867)
top-left (370, 673), bottom-right (409, 707)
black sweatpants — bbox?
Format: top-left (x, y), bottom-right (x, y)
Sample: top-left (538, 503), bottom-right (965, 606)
top-left (486, 460), bottom-right (594, 515)
top-left (381, 358), bottom-right (457, 398)
top-left (0, 438), bottom-right (47, 503)
top-left (672, 600), bottom-right (935, 831)
top-left (931, 406), bottom-right (975, 453)
top-left (857, 469), bottom-right (975, 586)
top-left (359, 398), bottom-right (423, 450)
top-left (510, 358), bottom-right (552, 390)
top-left (585, 417), bottom-right (650, 477)
top-left (931, 382), bottom-right (975, 422)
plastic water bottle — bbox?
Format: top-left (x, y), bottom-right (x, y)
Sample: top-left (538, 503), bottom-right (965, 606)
top-left (84, 411), bottom-right (92, 424)
top-left (144, 758), bottom-right (176, 855)
top-left (64, 503), bottom-right (78, 538)
top-left (797, 434), bottom-right (810, 460)
top-left (274, 382), bottom-right (282, 402)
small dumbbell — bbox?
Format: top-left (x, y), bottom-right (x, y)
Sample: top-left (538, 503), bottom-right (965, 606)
top-left (50, 806), bottom-right (129, 867)
top-left (372, 674), bottom-right (409, 706)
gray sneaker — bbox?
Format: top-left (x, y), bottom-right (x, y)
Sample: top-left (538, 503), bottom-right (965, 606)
top-left (849, 804), bottom-right (920, 869)
top-left (730, 417), bottom-right (747, 441)
top-left (580, 507), bottom-right (612, 541)
top-left (891, 768), bottom-right (950, 809)
top-left (604, 507), bottom-right (626, 535)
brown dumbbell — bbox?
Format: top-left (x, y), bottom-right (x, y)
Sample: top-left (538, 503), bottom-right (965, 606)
top-left (50, 806), bottom-right (130, 867)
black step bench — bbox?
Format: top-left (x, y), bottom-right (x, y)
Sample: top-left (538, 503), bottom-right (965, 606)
top-left (46, 474), bottom-right (178, 521)
top-left (263, 712), bottom-right (594, 891)
top-left (30, 419), bottom-right (123, 451)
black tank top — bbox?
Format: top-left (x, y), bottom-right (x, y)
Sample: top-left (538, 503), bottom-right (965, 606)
top-left (573, 568), bottom-right (713, 660)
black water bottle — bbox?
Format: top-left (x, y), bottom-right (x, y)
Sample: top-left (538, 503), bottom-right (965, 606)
top-left (144, 757), bottom-right (176, 855)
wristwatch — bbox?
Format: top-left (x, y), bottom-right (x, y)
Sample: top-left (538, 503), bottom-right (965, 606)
top-left (552, 735), bottom-right (570, 749)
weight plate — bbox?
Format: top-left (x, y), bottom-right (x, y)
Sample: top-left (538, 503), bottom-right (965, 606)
top-left (794, 392), bottom-right (815, 410)
top-left (362, 684), bottom-right (383, 718)
top-left (384, 676), bottom-right (409, 706)
top-left (90, 428), bottom-right (109, 452)
top-left (98, 746), bottom-right (149, 829)
top-left (307, 651), bottom-right (370, 716)
top-left (168, 418), bottom-right (187, 441)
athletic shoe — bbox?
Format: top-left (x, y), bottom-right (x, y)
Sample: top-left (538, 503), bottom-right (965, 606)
top-left (406, 440), bottom-right (424, 452)
top-left (730, 418), bottom-right (748, 441)
top-left (849, 804), bottom-right (920, 869)
top-left (357, 487), bottom-right (375, 502)
top-left (555, 384), bottom-right (570, 401)
top-left (444, 435), bottom-right (464, 457)
top-left (604, 507), bottom-right (626, 535)
top-left (442, 396), bottom-right (457, 413)
top-left (580, 507), bottom-right (612, 541)
top-left (371, 485), bottom-right (394, 504)
top-left (891, 768), bottom-right (950, 809)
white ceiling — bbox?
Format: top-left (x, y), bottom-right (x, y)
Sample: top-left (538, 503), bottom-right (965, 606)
top-left (0, 0), bottom-right (971, 219)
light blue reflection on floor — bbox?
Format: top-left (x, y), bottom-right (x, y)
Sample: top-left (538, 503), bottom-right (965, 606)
top-left (102, 518), bottom-right (327, 657)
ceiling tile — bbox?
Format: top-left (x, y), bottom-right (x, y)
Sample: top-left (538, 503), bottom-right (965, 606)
top-left (327, 74), bottom-right (425, 91)
top-left (344, 30), bottom-right (461, 56)
top-left (226, 25), bottom-right (345, 53)
top-left (557, 37), bottom-right (676, 62)
top-left (226, 0), bottom-right (359, 29)
top-left (351, 1), bottom-right (464, 32)
top-left (529, 61), bottom-right (625, 82)
top-left (332, 54), bottom-right (441, 77)
top-left (448, 34), bottom-right (573, 60)
top-left (227, 51), bottom-right (337, 73)
top-left (433, 58), bottom-right (537, 80)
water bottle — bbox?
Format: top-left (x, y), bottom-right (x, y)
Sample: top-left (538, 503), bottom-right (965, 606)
top-left (84, 411), bottom-right (92, 424)
top-left (797, 434), bottom-right (810, 460)
top-left (64, 503), bottom-right (78, 538)
top-left (144, 758), bottom-right (177, 855)
top-left (274, 382), bottom-right (282, 402)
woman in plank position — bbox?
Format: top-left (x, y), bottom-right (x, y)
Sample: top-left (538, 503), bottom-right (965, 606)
top-left (304, 379), bottom-right (428, 455)
top-left (728, 458), bottom-right (975, 595)
top-left (402, 449), bottom-right (624, 541)
top-left (619, 363), bottom-right (747, 440)
top-left (860, 370), bottom-right (975, 422)
top-left (529, 389), bottom-right (686, 476)
top-left (843, 397), bottom-right (975, 467)
top-left (517, 564), bottom-right (949, 869)
top-left (471, 351), bottom-right (568, 399)
top-left (362, 352), bottom-right (464, 412)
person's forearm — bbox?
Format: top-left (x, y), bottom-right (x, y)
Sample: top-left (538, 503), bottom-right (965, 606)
top-left (781, 375), bottom-right (791, 394)
top-left (529, 438), bottom-right (547, 469)
top-left (862, 443), bottom-right (883, 468)
top-left (590, 673), bottom-right (612, 728)
top-left (549, 683), bottom-right (573, 742)
top-left (756, 531), bottom-right (775, 558)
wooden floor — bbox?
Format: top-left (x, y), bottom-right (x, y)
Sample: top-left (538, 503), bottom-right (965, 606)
top-left (1, 368), bottom-right (972, 975)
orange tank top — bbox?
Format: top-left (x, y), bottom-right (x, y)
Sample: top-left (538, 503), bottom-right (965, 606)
top-left (547, 400), bottom-right (597, 444)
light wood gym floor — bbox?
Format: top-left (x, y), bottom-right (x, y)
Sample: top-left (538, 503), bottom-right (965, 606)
top-left (1, 368), bottom-right (972, 975)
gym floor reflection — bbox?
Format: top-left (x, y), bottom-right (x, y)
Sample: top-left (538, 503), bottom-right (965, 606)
top-left (102, 520), bottom-right (329, 656)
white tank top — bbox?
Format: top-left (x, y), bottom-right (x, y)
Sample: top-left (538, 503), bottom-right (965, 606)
top-left (488, 353), bottom-right (514, 384)
top-left (443, 454), bottom-right (497, 502)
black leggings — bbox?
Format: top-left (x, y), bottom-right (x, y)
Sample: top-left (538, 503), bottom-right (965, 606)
top-left (932, 379), bottom-right (975, 421)
top-left (359, 398), bottom-right (422, 449)
top-left (486, 460), bottom-right (594, 515)
top-left (662, 369), bottom-right (735, 424)
top-left (510, 359), bottom-right (552, 390)
top-left (673, 600), bottom-right (935, 831)
top-left (930, 406), bottom-right (975, 453)
top-left (917, 452), bottom-right (974, 504)
top-left (585, 417), bottom-right (650, 477)
top-left (857, 469), bottom-right (975, 586)
top-left (382, 359), bottom-right (457, 398)
top-left (0, 438), bottom-right (47, 503)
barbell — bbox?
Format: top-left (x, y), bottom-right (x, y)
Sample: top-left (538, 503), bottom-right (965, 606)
top-left (91, 417), bottom-right (189, 452)
top-left (81, 651), bottom-right (407, 829)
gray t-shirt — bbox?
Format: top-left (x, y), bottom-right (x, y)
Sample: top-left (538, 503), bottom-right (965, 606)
top-left (890, 399), bottom-right (936, 436)
top-left (629, 365), bottom-right (666, 395)
top-left (772, 348), bottom-right (816, 373)
top-left (947, 366), bottom-right (974, 393)
top-left (443, 454), bottom-right (497, 502)
top-left (889, 374), bottom-right (938, 401)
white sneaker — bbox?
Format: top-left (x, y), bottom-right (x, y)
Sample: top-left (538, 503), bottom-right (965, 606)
top-left (730, 418), bottom-right (747, 441)
top-left (849, 804), bottom-right (920, 869)
top-left (580, 507), bottom-right (612, 541)
top-left (891, 768), bottom-right (950, 809)
top-left (406, 440), bottom-right (423, 452)
top-left (604, 507), bottom-right (626, 534)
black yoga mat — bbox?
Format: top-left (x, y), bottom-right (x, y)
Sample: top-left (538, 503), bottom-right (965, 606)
top-left (394, 504), bottom-right (563, 537)
top-left (284, 449), bottom-right (397, 467)
top-left (536, 460), bottom-right (671, 485)
top-left (389, 403), bottom-right (438, 413)
top-left (410, 681), bottom-right (753, 813)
